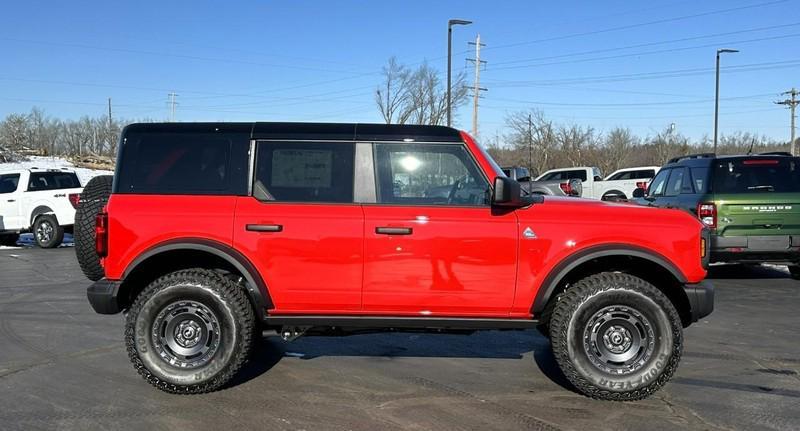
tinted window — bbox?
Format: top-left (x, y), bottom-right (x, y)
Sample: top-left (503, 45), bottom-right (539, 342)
top-left (665, 168), bottom-right (686, 196)
top-left (690, 167), bottom-right (710, 194)
top-left (648, 169), bottom-right (670, 196)
top-left (502, 169), bottom-right (511, 177)
top-left (0, 174), bottom-right (20, 193)
top-left (608, 169), bottom-right (656, 181)
top-left (375, 143), bottom-right (489, 206)
top-left (27, 172), bottom-right (80, 191)
top-left (253, 142), bottom-right (355, 203)
top-left (539, 170), bottom-right (587, 182)
top-left (713, 158), bottom-right (800, 193)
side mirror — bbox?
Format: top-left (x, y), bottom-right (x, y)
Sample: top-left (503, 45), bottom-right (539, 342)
top-left (632, 188), bottom-right (645, 198)
top-left (492, 176), bottom-right (523, 207)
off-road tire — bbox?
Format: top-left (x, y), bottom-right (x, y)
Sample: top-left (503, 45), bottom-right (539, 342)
top-left (75, 175), bottom-right (113, 281)
top-left (33, 214), bottom-right (64, 248)
top-left (125, 269), bottom-right (255, 394)
top-left (549, 272), bottom-right (682, 401)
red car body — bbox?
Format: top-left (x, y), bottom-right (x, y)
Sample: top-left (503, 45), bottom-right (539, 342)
top-left (97, 125), bottom-right (708, 322)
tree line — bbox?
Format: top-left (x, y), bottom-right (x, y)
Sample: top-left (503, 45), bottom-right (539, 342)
top-left (0, 107), bottom-right (129, 162)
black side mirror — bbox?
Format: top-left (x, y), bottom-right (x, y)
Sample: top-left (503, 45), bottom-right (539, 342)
top-left (492, 176), bottom-right (523, 207)
top-left (632, 188), bottom-right (645, 198)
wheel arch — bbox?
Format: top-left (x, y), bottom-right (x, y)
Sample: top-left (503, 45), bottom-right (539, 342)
top-left (601, 190), bottom-right (627, 200)
top-left (120, 238), bottom-right (272, 320)
top-left (29, 205), bottom-right (56, 226)
top-left (532, 245), bottom-right (693, 327)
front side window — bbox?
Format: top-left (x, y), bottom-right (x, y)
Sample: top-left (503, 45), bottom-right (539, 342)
top-left (374, 143), bottom-right (489, 206)
top-left (0, 174), bottom-right (20, 193)
top-left (27, 172), bottom-right (80, 191)
top-left (648, 169), bottom-right (671, 197)
top-left (665, 168), bottom-right (686, 196)
top-left (253, 142), bottom-right (355, 203)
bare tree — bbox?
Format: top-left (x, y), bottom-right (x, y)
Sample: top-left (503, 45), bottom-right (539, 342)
top-left (375, 58), bottom-right (468, 126)
top-left (600, 127), bottom-right (638, 174)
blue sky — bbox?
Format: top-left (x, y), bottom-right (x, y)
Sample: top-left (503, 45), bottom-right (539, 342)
top-left (1, 0), bottom-right (799, 143)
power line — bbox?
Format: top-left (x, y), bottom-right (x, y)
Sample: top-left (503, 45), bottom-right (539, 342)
top-left (484, 0), bottom-right (789, 52)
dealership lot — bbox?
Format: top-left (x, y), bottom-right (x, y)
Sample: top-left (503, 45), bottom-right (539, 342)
top-left (0, 247), bottom-right (798, 431)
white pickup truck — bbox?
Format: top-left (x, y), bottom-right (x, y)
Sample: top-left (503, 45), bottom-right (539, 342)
top-left (534, 166), bottom-right (659, 201)
top-left (0, 168), bottom-right (83, 247)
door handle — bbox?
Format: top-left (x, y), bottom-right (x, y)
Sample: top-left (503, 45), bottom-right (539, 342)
top-left (246, 224), bottom-right (283, 232)
top-left (6, 199), bottom-right (14, 202)
top-left (376, 227), bottom-right (412, 235)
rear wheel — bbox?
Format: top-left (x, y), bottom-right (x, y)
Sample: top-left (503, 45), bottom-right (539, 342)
top-left (33, 214), bottom-right (64, 248)
top-left (549, 272), bottom-right (682, 401)
top-left (125, 269), bottom-right (255, 394)
top-left (75, 175), bottom-right (113, 281)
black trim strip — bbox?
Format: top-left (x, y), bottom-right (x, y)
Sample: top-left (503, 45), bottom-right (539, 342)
top-left (246, 224), bottom-right (283, 232)
top-left (264, 315), bottom-right (539, 329)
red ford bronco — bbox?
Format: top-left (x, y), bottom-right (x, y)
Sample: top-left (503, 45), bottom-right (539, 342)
top-left (78, 123), bottom-right (712, 400)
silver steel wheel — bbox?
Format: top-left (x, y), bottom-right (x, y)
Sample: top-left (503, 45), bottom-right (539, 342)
top-left (36, 220), bottom-right (54, 244)
top-left (583, 305), bottom-right (655, 375)
top-left (152, 300), bottom-right (221, 369)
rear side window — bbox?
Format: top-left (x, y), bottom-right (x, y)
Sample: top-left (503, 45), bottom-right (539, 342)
top-left (539, 170), bottom-right (587, 182)
top-left (116, 131), bottom-right (250, 195)
top-left (253, 142), bottom-right (355, 203)
top-left (27, 172), bottom-right (80, 191)
top-left (608, 169), bottom-right (656, 180)
top-left (0, 173), bottom-right (20, 193)
top-left (690, 167), bottom-right (710, 194)
top-left (713, 158), bottom-right (800, 193)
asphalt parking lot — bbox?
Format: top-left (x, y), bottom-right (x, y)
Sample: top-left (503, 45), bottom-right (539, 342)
top-left (0, 247), bottom-right (798, 431)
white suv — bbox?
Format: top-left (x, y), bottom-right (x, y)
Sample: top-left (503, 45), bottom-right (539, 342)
top-left (0, 168), bottom-right (83, 247)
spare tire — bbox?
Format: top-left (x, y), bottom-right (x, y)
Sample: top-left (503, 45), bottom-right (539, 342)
top-left (75, 175), bottom-right (113, 281)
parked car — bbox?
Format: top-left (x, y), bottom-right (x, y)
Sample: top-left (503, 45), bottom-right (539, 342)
top-left (80, 122), bottom-right (712, 401)
top-left (0, 168), bottom-right (82, 247)
top-left (535, 166), bottom-right (658, 201)
top-left (520, 167), bottom-right (583, 196)
top-left (632, 152), bottom-right (800, 276)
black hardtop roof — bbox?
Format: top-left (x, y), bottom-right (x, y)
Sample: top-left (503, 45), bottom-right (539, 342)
top-left (664, 152), bottom-right (797, 167)
top-left (121, 122), bottom-right (464, 142)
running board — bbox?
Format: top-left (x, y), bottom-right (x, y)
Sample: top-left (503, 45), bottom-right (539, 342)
top-left (263, 315), bottom-right (539, 330)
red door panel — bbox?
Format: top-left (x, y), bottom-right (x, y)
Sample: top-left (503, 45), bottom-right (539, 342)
top-left (233, 197), bottom-right (364, 313)
top-left (362, 206), bottom-right (518, 317)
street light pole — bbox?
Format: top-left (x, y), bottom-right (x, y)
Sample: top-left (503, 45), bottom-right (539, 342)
top-left (714, 48), bottom-right (738, 153)
top-left (447, 19), bottom-right (472, 127)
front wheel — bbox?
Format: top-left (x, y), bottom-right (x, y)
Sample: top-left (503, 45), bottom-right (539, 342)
top-left (549, 272), bottom-right (682, 401)
top-left (33, 214), bottom-right (64, 248)
top-left (125, 269), bottom-right (255, 394)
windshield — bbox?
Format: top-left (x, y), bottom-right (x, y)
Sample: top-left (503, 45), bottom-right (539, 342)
top-left (713, 158), bottom-right (800, 193)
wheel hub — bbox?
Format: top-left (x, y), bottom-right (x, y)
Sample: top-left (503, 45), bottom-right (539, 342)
top-left (583, 305), bottom-right (655, 375)
top-left (36, 221), bottom-right (53, 243)
top-left (151, 300), bottom-right (220, 369)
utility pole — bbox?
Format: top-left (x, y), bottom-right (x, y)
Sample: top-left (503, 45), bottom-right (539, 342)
top-left (776, 88), bottom-right (799, 155)
top-left (168, 92), bottom-right (178, 122)
top-left (466, 34), bottom-right (487, 138)
top-left (107, 97), bottom-right (113, 156)
top-left (527, 113), bottom-right (533, 178)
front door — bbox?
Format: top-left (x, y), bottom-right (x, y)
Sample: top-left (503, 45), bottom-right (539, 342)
top-left (233, 141), bottom-right (364, 313)
top-left (362, 143), bottom-right (518, 317)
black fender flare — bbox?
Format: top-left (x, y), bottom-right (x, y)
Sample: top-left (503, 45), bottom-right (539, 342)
top-left (601, 190), bottom-right (627, 200)
top-left (531, 244), bottom-right (688, 314)
top-left (123, 238), bottom-right (273, 317)
top-left (30, 205), bottom-right (56, 226)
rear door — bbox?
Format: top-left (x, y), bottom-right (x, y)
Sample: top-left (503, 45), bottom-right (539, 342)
top-left (0, 173), bottom-right (23, 230)
top-left (361, 142), bottom-right (518, 316)
top-left (233, 140), bottom-right (364, 313)
top-left (712, 157), bottom-right (800, 239)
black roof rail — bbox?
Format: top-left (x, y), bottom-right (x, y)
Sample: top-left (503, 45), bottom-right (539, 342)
top-left (758, 151), bottom-right (793, 156)
top-left (666, 153), bottom-right (715, 164)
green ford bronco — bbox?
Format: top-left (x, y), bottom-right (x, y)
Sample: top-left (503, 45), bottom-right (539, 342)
top-left (633, 152), bottom-right (800, 277)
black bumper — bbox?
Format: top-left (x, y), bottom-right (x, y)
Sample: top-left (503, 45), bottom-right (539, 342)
top-left (87, 279), bottom-right (123, 314)
top-left (683, 280), bottom-right (714, 322)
